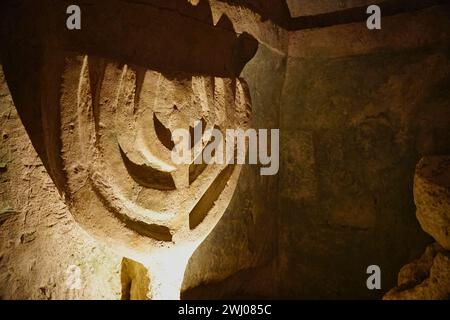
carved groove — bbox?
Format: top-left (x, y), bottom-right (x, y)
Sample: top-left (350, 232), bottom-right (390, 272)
top-left (189, 117), bottom-right (207, 149)
top-left (189, 125), bottom-right (221, 184)
top-left (119, 145), bottom-right (176, 190)
top-left (189, 164), bottom-right (235, 230)
top-left (153, 113), bottom-right (175, 150)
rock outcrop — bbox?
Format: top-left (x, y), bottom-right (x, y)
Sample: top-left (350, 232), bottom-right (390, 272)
top-left (415, 157), bottom-right (450, 250)
top-left (385, 156), bottom-right (450, 299)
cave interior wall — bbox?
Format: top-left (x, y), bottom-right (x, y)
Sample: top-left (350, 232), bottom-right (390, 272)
top-left (0, 0), bottom-right (449, 299)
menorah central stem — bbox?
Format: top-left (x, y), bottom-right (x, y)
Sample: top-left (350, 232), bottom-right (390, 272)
top-left (121, 248), bottom-right (194, 300)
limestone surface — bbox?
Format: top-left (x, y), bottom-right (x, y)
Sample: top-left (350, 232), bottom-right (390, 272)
top-left (384, 243), bottom-right (450, 300)
top-left (385, 156), bottom-right (450, 300)
top-left (415, 156), bottom-right (450, 250)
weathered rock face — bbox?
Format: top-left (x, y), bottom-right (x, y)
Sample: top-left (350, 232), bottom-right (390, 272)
top-left (1, 0), bottom-right (260, 297)
top-left (1, 0), bottom-right (450, 300)
top-left (287, 0), bottom-right (379, 17)
top-left (55, 53), bottom-right (252, 252)
top-left (0, 69), bottom-right (122, 300)
top-left (385, 243), bottom-right (450, 300)
top-left (385, 156), bottom-right (450, 300)
top-left (415, 156), bottom-right (450, 250)
top-left (277, 5), bottom-right (450, 299)
top-left (0, 0), bottom-right (282, 300)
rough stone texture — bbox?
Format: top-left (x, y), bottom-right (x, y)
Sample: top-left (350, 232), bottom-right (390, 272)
top-left (182, 1), bottom-right (287, 297)
top-left (0, 68), bottom-right (122, 299)
top-left (0, 0), bottom-right (286, 299)
top-left (183, 42), bottom-right (286, 298)
top-left (183, 4), bottom-right (450, 300)
top-left (414, 156), bottom-right (450, 250)
top-left (278, 5), bottom-right (450, 299)
top-left (1, 0), bottom-right (450, 300)
top-left (287, 0), bottom-right (385, 17)
top-left (384, 243), bottom-right (450, 300)
top-left (384, 156), bottom-right (450, 300)
top-left (288, 7), bottom-right (450, 59)
top-left (121, 258), bottom-right (151, 300)
top-left (217, 0), bottom-right (291, 25)
top-left (2, 7), bottom-right (255, 297)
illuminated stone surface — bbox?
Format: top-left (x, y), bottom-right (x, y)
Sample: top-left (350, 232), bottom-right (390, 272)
top-left (1, 0), bottom-right (450, 300)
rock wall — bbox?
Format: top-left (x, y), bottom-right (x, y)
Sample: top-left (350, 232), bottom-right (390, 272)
top-left (277, 5), bottom-right (450, 299)
top-left (183, 1), bottom-right (288, 298)
top-left (287, 0), bottom-right (382, 17)
top-left (1, 1), bottom-right (450, 300)
top-left (0, 67), bottom-right (122, 300)
top-left (0, 0), bottom-right (288, 300)
top-left (385, 157), bottom-right (450, 299)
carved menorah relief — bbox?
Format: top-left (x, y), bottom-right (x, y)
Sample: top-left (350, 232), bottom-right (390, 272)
top-left (0, 0), bottom-right (258, 300)
top-left (51, 54), bottom-right (252, 299)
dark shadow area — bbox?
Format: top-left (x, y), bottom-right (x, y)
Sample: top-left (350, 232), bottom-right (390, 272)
top-left (288, 0), bottom-right (450, 30)
top-left (218, 0), bottom-right (450, 30)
